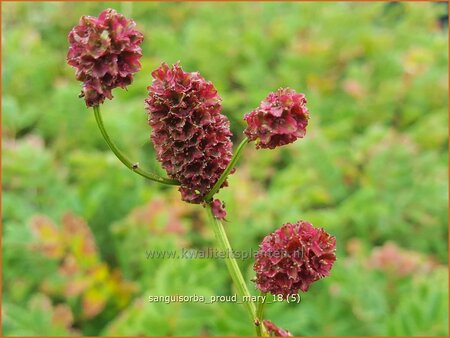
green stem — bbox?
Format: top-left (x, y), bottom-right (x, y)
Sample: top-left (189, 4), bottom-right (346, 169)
top-left (256, 291), bottom-right (266, 320)
top-left (205, 137), bottom-right (249, 202)
top-left (256, 291), bottom-right (267, 336)
top-left (93, 105), bottom-right (179, 186)
top-left (205, 204), bottom-right (259, 334)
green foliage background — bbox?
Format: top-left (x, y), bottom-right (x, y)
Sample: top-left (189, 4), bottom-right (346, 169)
top-left (2, 1), bottom-right (448, 336)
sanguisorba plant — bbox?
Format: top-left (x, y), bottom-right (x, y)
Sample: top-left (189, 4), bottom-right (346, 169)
top-left (67, 9), bottom-right (336, 336)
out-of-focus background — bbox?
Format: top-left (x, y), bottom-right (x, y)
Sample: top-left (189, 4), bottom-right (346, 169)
top-left (2, 1), bottom-right (448, 336)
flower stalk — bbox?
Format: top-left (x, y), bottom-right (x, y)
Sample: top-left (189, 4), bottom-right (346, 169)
top-left (205, 204), bottom-right (267, 336)
top-left (256, 291), bottom-right (267, 323)
top-left (93, 105), bottom-right (179, 186)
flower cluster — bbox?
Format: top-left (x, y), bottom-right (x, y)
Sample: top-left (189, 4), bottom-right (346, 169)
top-left (145, 63), bottom-right (233, 203)
top-left (67, 9), bottom-right (144, 107)
top-left (244, 88), bottom-right (309, 149)
top-left (67, 10), bottom-right (334, 335)
top-left (254, 221), bottom-right (336, 297)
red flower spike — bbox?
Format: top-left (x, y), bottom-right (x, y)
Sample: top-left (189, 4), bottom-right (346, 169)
top-left (254, 221), bottom-right (336, 297)
top-left (67, 8), bottom-right (143, 107)
top-left (145, 62), bottom-right (233, 203)
top-left (263, 320), bottom-right (293, 337)
top-left (244, 88), bottom-right (309, 149)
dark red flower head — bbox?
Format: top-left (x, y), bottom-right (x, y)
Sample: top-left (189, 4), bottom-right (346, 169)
top-left (145, 62), bottom-right (233, 203)
top-left (254, 221), bottom-right (336, 297)
top-left (244, 88), bottom-right (309, 149)
top-left (263, 320), bottom-right (292, 337)
top-left (67, 8), bottom-right (144, 107)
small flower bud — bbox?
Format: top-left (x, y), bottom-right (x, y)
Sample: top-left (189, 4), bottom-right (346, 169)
top-left (263, 320), bottom-right (292, 337)
top-left (210, 199), bottom-right (227, 220)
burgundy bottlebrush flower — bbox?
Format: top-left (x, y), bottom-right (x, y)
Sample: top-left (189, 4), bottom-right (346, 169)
top-left (244, 88), bottom-right (309, 149)
top-left (254, 221), bottom-right (336, 297)
top-left (145, 62), bottom-right (233, 203)
top-left (263, 320), bottom-right (292, 337)
top-left (67, 8), bottom-right (144, 107)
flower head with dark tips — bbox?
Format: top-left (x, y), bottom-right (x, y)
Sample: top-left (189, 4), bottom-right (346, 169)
top-left (244, 88), bottom-right (309, 149)
top-left (263, 320), bottom-right (292, 337)
top-left (67, 8), bottom-right (144, 107)
top-left (145, 62), bottom-right (233, 203)
top-left (254, 221), bottom-right (336, 297)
